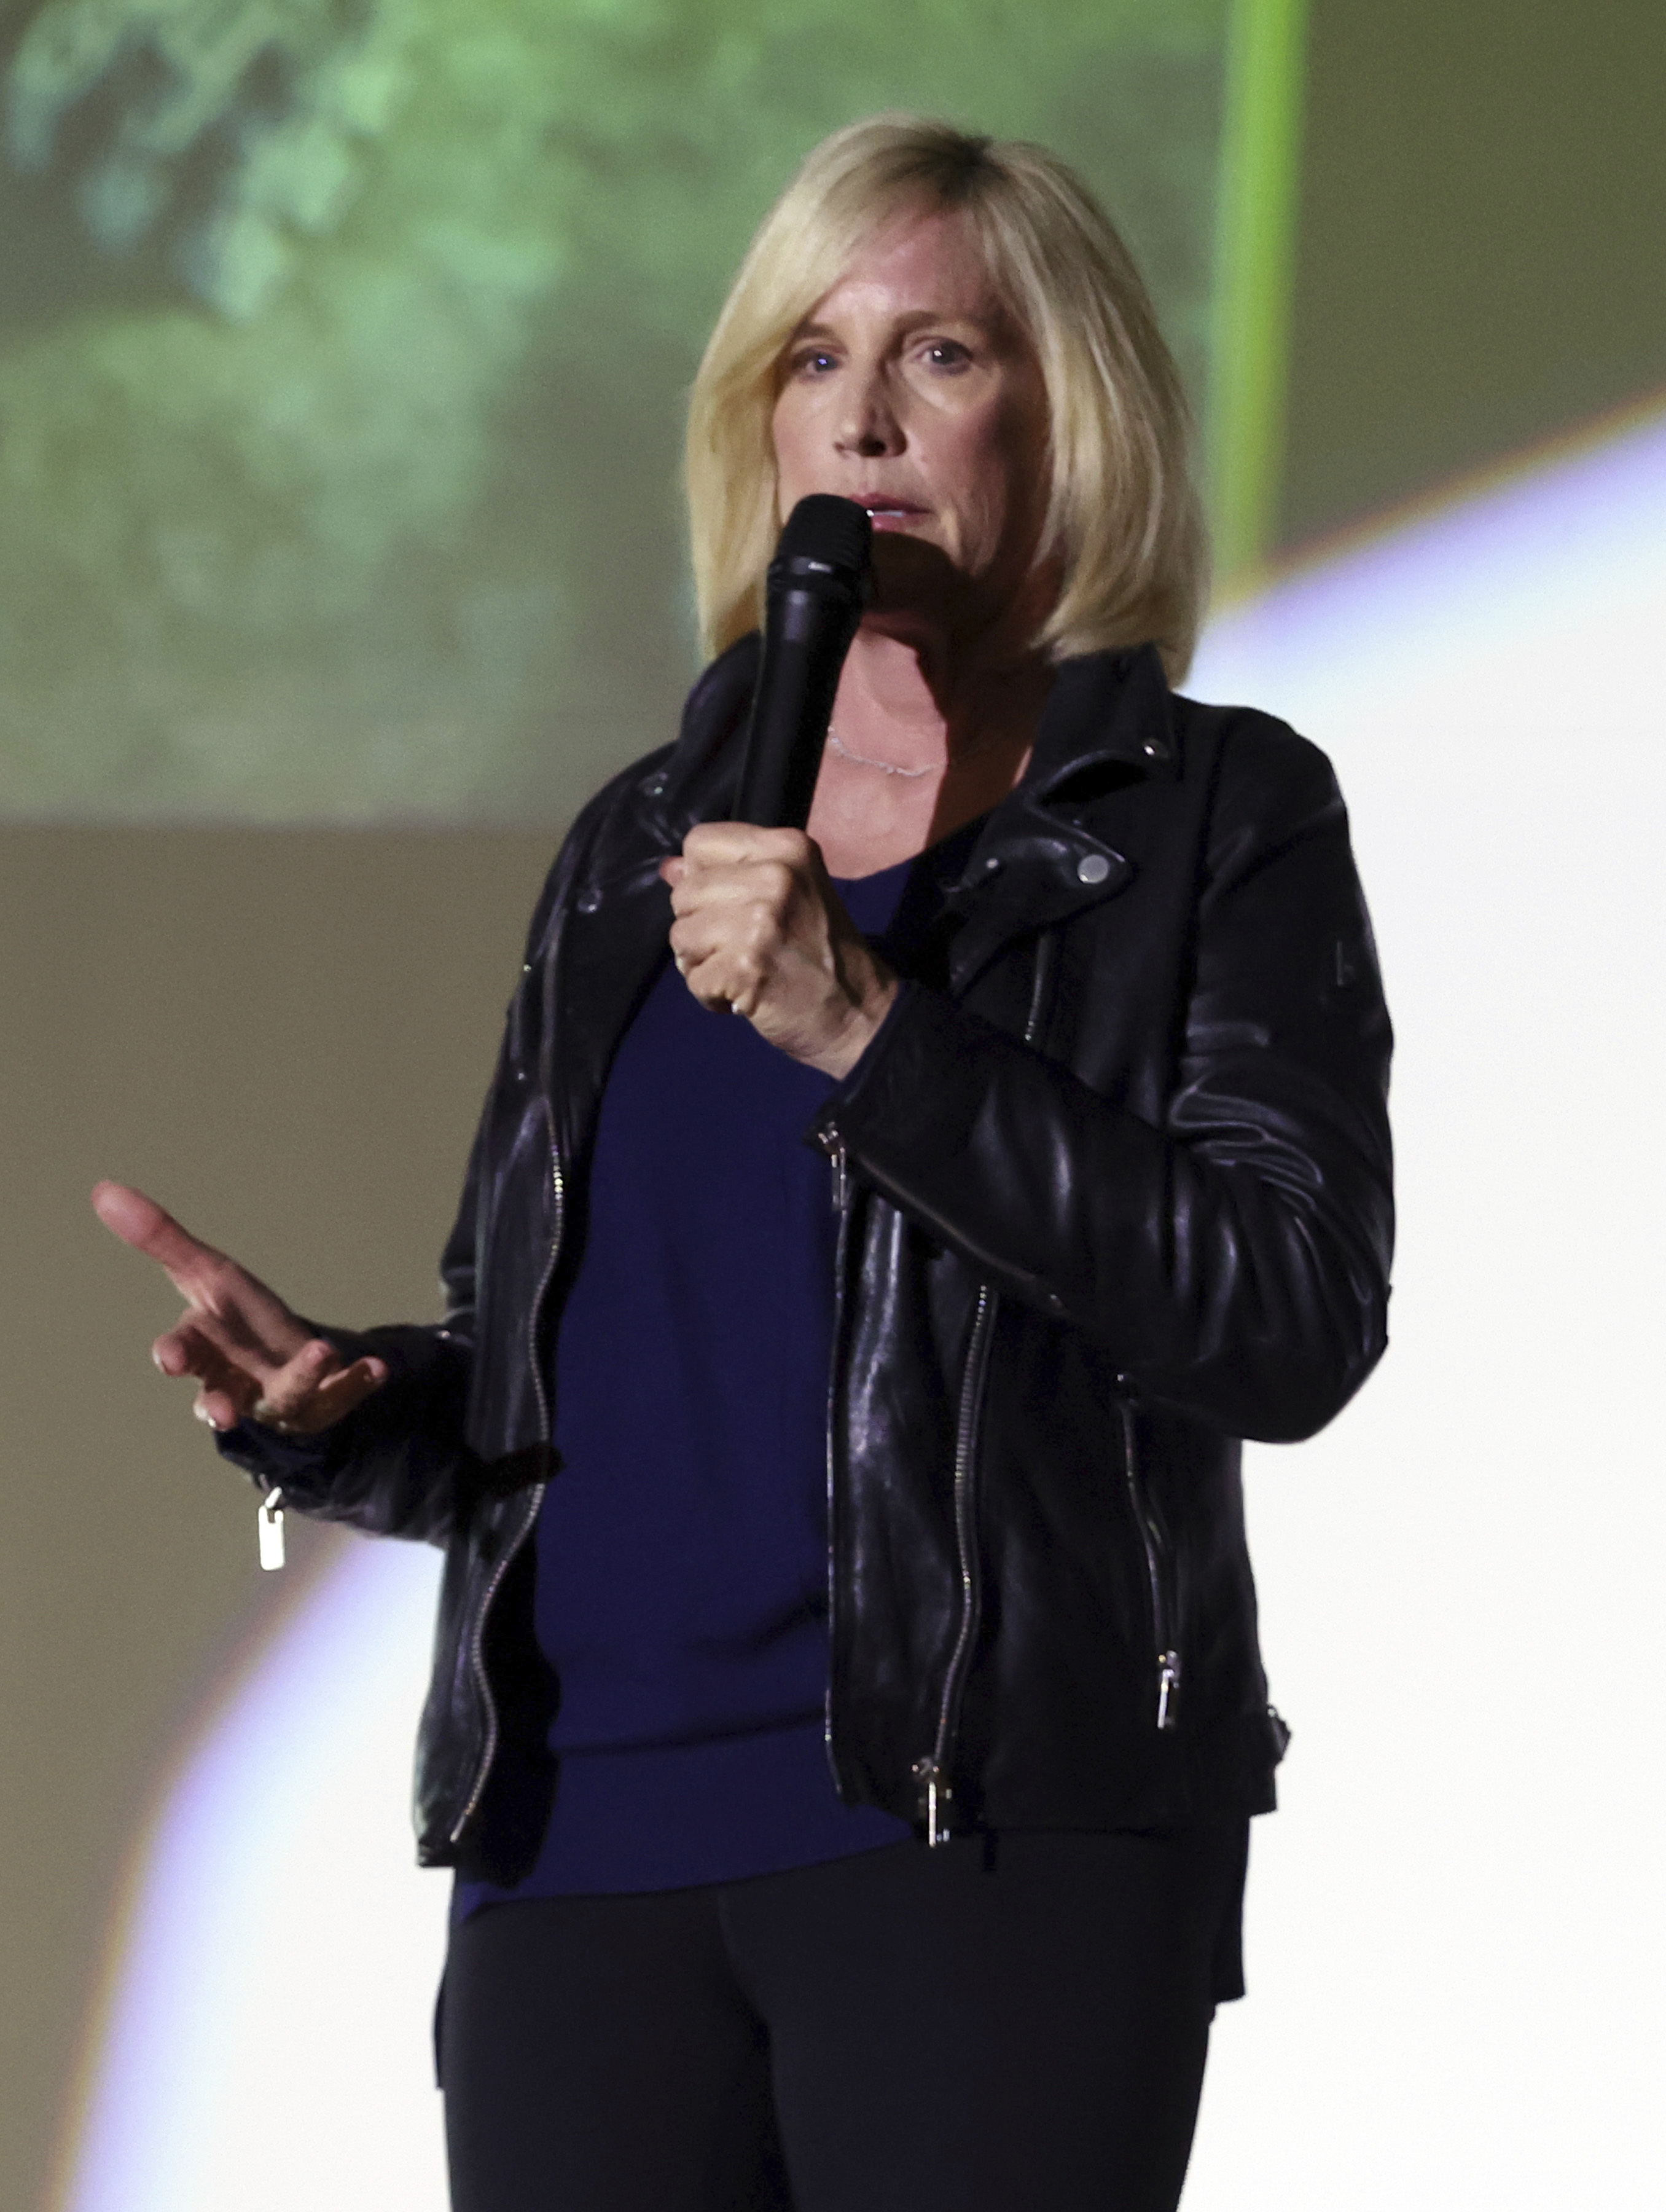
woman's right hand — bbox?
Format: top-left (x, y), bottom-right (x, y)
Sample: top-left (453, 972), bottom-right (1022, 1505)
top-left (92, 1181), bottom-right (388, 1436)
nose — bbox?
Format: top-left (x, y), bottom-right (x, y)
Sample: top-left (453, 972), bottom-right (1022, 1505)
top-left (835, 366), bottom-right (903, 459)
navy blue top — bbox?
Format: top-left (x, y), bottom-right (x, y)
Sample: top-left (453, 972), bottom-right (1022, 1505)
top-left (456, 823), bottom-right (982, 1911)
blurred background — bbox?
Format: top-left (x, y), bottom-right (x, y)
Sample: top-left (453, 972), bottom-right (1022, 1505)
top-left (0, 0), bottom-right (1227, 820)
top-left (2, 1), bottom-right (1663, 2205)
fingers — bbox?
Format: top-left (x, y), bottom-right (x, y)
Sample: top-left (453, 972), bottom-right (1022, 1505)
top-left (152, 1290), bottom-right (303, 1387)
top-left (194, 1381), bottom-right (254, 1433)
top-left (100, 1179), bottom-right (388, 1439)
top-left (667, 863), bottom-right (804, 929)
top-left (151, 1309), bottom-right (387, 1435)
top-left (667, 828), bottom-right (821, 915)
top-left (180, 1335), bottom-right (262, 1432)
top-left (251, 1348), bottom-right (388, 1437)
top-left (154, 1314), bottom-right (238, 1382)
top-left (664, 821), bottom-right (863, 1033)
top-left (669, 900), bottom-right (777, 1014)
top-left (247, 1338), bottom-right (341, 1425)
top-left (275, 1357), bottom-right (389, 1436)
top-left (666, 835), bottom-right (824, 965)
top-left (92, 1181), bottom-right (228, 1298)
top-left (680, 823), bottom-right (818, 869)
top-left (191, 1338), bottom-right (388, 1437)
top-left (100, 1179), bottom-right (311, 1375)
top-left (668, 893), bottom-right (786, 965)
top-left (159, 1317), bottom-right (309, 1427)
top-left (665, 831), bottom-right (826, 1021)
top-left (157, 1317), bottom-right (316, 1430)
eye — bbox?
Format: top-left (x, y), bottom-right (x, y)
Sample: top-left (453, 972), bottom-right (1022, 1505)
top-left (921, 339), bottom-right (973, 372)
top-left (791, 347), bottom-right (840, 377)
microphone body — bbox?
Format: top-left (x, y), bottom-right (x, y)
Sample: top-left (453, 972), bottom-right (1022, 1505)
top-left (733, 495), bottom-right (873, 830)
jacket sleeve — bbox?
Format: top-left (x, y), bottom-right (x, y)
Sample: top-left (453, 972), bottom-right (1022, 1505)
top-left (815, 726), bottom-right (1394, 1443)
top-left (212, 1256), bottom-right (479, 1549)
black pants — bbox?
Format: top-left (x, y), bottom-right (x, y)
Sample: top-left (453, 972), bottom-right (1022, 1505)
top-left (440, 1826), bottom-right (1247, 2212)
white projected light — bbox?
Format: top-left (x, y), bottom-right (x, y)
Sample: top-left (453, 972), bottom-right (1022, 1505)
top-left (1183, 408), bottom-right (1666, 2211)
top-left (58, 408), bottom-right (1666, 2211)
top-left (61, 1540), bottom-right (450, 2212)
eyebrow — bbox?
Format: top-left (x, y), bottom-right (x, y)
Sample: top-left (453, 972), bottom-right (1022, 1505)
top-left (789, 309), bottom-right (993, 342)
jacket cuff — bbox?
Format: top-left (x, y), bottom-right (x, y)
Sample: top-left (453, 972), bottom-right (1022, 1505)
top-left (215, 1418), bottom-right (334, 1488)
top-left (812, 980), bottom-right (992, 1163)
top-left (827, 975), bottom-right (915, 1099)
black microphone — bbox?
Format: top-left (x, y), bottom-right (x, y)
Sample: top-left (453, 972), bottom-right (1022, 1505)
top-left (732, 495), bottom-right (873, 830)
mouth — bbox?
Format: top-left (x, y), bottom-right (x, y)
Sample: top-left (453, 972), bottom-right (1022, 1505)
top-left (856, 495), bottom-right (928, 531)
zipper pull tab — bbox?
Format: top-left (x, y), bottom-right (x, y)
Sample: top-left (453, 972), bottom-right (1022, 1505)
top-left (912, 1757), bottom-right (952, 1846)
top-left (258, 1487), bottom-right (287, 1572)
top-left (818, 1126), bottom-right (850, 1214)
top-left (1156, 1649), bottom-right (1181, 1731)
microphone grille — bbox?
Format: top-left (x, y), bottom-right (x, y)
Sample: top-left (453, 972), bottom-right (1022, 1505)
top-left (775, 494), bottom-right (872, 578)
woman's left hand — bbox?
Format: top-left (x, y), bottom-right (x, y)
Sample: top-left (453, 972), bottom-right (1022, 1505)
top-left (660, 824), bottom-right (898, 1079)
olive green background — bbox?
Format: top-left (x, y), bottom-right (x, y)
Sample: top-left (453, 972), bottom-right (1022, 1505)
top-left (0, 0), bottom-right (1226, 824)
top-left (1280, 4), bottom-right (1666, 546)
top-left (3, 4), bottom-right (1664, 2206)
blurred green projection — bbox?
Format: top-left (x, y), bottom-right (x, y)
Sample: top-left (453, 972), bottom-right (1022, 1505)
top-left (0, 0), bottom-right (1231, 823)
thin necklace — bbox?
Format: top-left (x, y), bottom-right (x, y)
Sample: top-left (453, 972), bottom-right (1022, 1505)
top-left (827, 724), bottom-right (1009, 779)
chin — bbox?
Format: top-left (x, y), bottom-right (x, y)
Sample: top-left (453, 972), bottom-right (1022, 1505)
top-left (867, 529), bottom-right (963, 602)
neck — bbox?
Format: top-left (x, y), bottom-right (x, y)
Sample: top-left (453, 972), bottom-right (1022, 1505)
top-left (803, 613), bottom-right (1051, 879)
top-left (834, 621), bottom-right (1050, 770)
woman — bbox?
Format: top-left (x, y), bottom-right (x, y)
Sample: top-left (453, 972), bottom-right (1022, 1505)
top-left (95, 118), bottom-right (1392, 2212)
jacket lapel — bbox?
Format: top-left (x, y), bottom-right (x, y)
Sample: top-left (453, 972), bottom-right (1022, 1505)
top-left (945, 646), bottom-right (1176, 995)
top-left (543, 638), bottom-right (760, 1164)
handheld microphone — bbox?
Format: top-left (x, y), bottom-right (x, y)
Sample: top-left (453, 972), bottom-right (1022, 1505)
top-left (732, 495), bottom-right (873, 830)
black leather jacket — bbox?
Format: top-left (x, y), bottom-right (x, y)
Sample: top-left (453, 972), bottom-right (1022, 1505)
top-left (225, 638), bottom-right (1393, 1867)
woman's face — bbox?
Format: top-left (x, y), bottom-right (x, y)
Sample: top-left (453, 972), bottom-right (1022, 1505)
top-left (770, 207), bottom-right (1051, 642)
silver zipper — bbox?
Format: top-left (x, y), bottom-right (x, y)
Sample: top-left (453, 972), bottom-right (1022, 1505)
top-left (1119, 1398), bottom-right (1181, 1732)
top-left (916, 1281), bottom-right (997, 1844)
top-left (909, 930), bottom-right (1058, 1841)
top-left (449, 1481), bottom-right (545, 1844)
top-left (822, 1134), bottom-right (853, 1790)
top-left (526, 1131), bottom-right (566, 1447)
top-left (1157, 1650), bottom-right (1181, 1731)
top-left (448, 1125), bottom-right (565, 1846)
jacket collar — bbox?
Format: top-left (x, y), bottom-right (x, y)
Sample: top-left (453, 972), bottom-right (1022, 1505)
top-left (636, 633), bottom-right (761, 841)
top-left (619, 635), bottom-right (1178, 991)
top-left (1023, 642), bottom-right (1176, 794)
top-left (944, 644), bottom-right (1175, 989)
top-left (643, 634), bottom-right (1175, 825)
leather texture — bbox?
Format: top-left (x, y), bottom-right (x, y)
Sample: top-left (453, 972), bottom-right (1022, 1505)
top-left (222, 638), bottom-right (1393, 1864)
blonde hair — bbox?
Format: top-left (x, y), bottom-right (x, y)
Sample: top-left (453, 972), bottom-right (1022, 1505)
top-left (685, 115), bottom-right (1208, 680)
